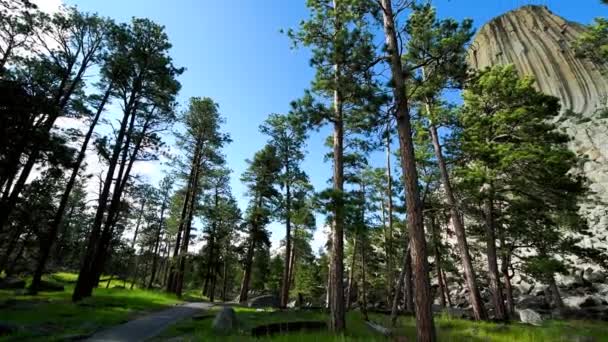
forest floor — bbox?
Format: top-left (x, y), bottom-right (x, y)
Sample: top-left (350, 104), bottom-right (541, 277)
top-left (0, 272), bottom-right (190, 341)
top-left (155, 306), bottom-right (608, 342)
top-left (1, 273), bottom-right (607, 341)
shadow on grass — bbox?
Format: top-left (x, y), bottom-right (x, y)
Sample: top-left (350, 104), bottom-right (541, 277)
top-left (0, 273), bottom-right (183, 342)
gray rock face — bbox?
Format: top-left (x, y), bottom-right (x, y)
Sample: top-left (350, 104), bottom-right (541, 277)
top-left (247, 295), bottom-right (279, 308)
top-left (468, 5), bottom-right (608, 115)
top-left (469, 4), bottom-right (608, 268)
top-left (517, 308), bottom-right (543, 326)
top-left (212, 307), bottom-right (238, 334)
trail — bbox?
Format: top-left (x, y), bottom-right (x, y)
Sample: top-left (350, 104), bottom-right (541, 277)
top-left (86, 302), bottom-right (212, 342)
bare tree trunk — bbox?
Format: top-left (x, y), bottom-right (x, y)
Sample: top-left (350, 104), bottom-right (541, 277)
top-left (346, 235), bottom-right (358, 310)
top-left (385, 126), bottom-right (394, 308)
top-left (379, 1), bottom-right (435, 339)
top-left (73, 91), bottom-right (137, 302)
top-left (428, 122), bottom-right (487, 320)
top-left (483, 196), bottom-right (507, 321)
top-left (280, 163), bottom-right (292, 308)
top-left (30, 85), bottom-right (112, 294)
top-left (548, 274), bottom-right (564, 309)
top-left (360, 235), bottom-right (369, 322)
top-left (442, 269), bottom-right (452, 307)
top-left (239, 237), bottom-right (256, 303)
top-left (221, 260), bottom-right (229, 302)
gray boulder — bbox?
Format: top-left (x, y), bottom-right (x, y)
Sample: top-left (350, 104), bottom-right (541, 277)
top-left (517, 295), bottom-right (550, 310)
top-left (0, 278), bottom-right (25, 290)
top-left (212, 307), bottom-right (238, 334)
top-left (517, 308), bottom-right (543, 326)
top-left (248, 295), bottom-right (279, 308)
top-left (579, 296), bottom-right (604, 308)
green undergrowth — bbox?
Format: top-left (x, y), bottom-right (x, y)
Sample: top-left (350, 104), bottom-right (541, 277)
top-left (156, 307), bottom-right (608, 342)
top-left (0, 272), bottom-right (182, 341)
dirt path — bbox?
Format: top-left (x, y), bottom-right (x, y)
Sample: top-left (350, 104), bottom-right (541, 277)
top-left (86, 302), bottom-right (213, 342)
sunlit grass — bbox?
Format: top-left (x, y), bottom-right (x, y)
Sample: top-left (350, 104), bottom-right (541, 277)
top-left (156, 307), bottom-right (608, 342)
top-left (0, 272), bottom-right (182, 341)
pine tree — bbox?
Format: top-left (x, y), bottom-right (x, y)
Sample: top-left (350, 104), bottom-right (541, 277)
top-left (238, 145), bottom-right (281, 302)
top-left (260, 113), bottom-right (309, 308)
top-left (456, 64), bottom-right (587, 320)
top-left (289, 0), bottom-right (380, 330)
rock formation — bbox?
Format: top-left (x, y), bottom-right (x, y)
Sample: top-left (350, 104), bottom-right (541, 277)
top-left (468, 5), bottom-right (608, 264)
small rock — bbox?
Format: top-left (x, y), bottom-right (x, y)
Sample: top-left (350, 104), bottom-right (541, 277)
top-left (212, 307), bottom-right (238, 334)
top-left (517, 308), bottom-right (542, 326)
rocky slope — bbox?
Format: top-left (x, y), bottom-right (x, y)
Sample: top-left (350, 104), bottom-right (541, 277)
top-left (468, 5), bottom-right (608, 270)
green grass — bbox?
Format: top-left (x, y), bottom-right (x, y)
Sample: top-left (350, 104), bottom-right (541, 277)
top-left (156, 307), bottom-right (608, 342)
top-left (0, 273), bottom-right (182, 341)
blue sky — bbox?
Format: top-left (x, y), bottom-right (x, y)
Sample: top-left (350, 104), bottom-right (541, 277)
top-left (60, 0), bottom-right (605, 251)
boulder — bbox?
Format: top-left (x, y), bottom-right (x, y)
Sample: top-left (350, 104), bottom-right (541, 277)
top-left (248, 295), bottom-right (279, 308)
top-left (0, 278), bottom-right (25, 290)
top-left (517, 309), bottom-right (542, 326)
top-left (212, 307), bottom-right (238, 334)
top-left (592, 283), bottom-right (608, 295)
top-left (517, 295), bottom-right (550, 310)
top-left (579, 296), bottom-right (603, 308)
top-left (287, 300), bottom-right (296, 309)
top-left (587, 271), bottom-right (607, 284)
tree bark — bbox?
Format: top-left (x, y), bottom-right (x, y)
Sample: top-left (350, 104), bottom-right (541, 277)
top-left (72, 87), bottom-right (138, 302)
top-left (360, 235), bottom-right (369, 322)
top-left (548, 274), bottom-right (564, 309)
top-left (167, 141), bottom-right (201, 293)
top-left (30, 84), bottom-right (112, 294)
top-left (428, 121), bottom-right (487, 320)
top-left (346, 234), bottom-right (358, 310)
top-left (483, 196), bottom-right (507, 321)
top-left (385, 126), bottom-right (394, 308)
top-left (280, 171), bottom-right (292, 308)
top-left (379, 1), bottom-right (436, 340)
top-left (239, 236), bottom-right (256, 303)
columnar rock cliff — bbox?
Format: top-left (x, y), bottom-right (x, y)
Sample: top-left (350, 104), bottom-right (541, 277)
top-left (468, 5), bottom-right (608, 261)
top-left (469, 5), bottom-right (608, 115)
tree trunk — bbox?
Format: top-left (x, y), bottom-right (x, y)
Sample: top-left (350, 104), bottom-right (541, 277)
top-left (360, 235), bottom-right (369, 322)
top-left (72, 90), bottom-right (137, 302)
top-left (221, 259), bottom-right (229, 302)
top-left (148, 202), bottom-right (166, 289)
top-left (280, 175), bottom-right (292, 308)
top-left (548, 274), bottom-right (564, 309)
top-left (483, 196), bottom-right (507, 321)
top-left (442, 269), bottom-right (453, 307)
top-left (346, 234), bottom-right (358, 310)
top-left (30, 84), bottom-right (112, 294)
top-left (380, 1), bottom-right (436, 339)
top-left (498, 227), bottom-right (514, 317)
top-left (167, 142), bottom-right (201, 293)
top-left (239, 237), bottom-right (256, 303)
top-left (328, 0), bottom-right (346, 331)
top-left (428, 122), bottom-right (487, 320)
top-left (385, 126), bottom-right (394, 308)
